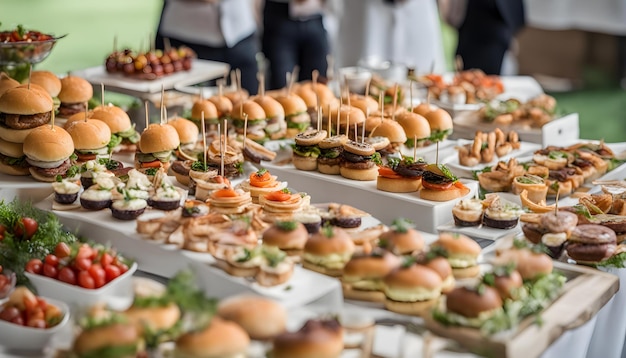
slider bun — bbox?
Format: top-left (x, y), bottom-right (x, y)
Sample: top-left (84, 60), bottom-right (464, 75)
top-left (208, 96), bottom-right (233, 117)
top-left (139, 123), bottom-right (180, 154)
top-left (124, 302), bottom-right (181, 331)
top-left (0, 73), bottom-right (19, 96)
top-left (175, 317), bottom-right (249, 358)
top-left (217, 295), bottom-right (287, 340)
top-left (419, 186), bottom-right (469, 202)
top-left (446, 286), bottom-right (503, 318)
top-left (0, 86), bottom-right (53, 114)
top-left (339, 165), bottom-right (378, 181)
top-left (347, 94), bottom-right (378, 115)
top-left (496, 248), bottom-right (553, 281)
top-left (66, 119), bottom-right (111, 150)
top-left (540, 211), bottom-right (578, 235)
top-left (276, 94), bottom-right (308, 115)
top-left (380, 228), bottom-right (424, 255)
top-left (395, 111), bottom-right (431, 141)
top-left (23, 125), bottom-right (74, 162)
top-left (383, 264), bottom-right (442, 290)
top-left (26, 71), bottom-right (61, 97)
top-left (377, 176), bottom-right (421, 193)
top-left (58, 76), bottom-right (93, 103)
top-left (451, 265), bottom-right (481, 279)
top-left (330, 105), bottom-right (366, 126)
top-left (73, 323), bottom-right (139, 357)
top-left (294, 129), bottom-right (327, 146)
top-left (0, 161), bottom-right (30, 176)
top-left (191, 99), bottom-right (218, 120)
top-left (318, 135), bottom-right (348, 149)
top-left (262, 221), bottom-right (309, 250)
top-left (305, 227), bottom-right (354, 256)
top-left (370, 119), bottom-right (407, 144)
top-left (412, 102), bottom-right (436, 117)
top-left (273, 319), bottom-right (343, 358)
top-left (253, 95), bottom-right (285, 118)
top-left (343, 251), bottom-right (401, 279)
top-left (432, 232), bottom-right (481, 257)
top-left (343, 140), bottom-right (375, 156)
top-left (423, 108), bottom-right (453, 133)
top-left (224, 89), bottom-right (249, 106)
top-left (0, 137), bottom-right (24, 158)
top-left (232, 100), bottom-right (266, 121)
top-left (493, 270), bottom-right (523, 300)
top-left (292, 155), bottom-right (318, 171)
top-left (425, 257), bottom-right (453, 282)
top-left (91, 105), bottom-right (132, 133)
top-left (168, 117), bottom-right (199, 145)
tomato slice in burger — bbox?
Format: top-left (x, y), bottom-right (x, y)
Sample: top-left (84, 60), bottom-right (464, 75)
top-left (422, 180), bottom-right (453, 191)
top-left (140, 160), bottom-right (162, 168)
top-left (378, 166), bottom-right (403, 179)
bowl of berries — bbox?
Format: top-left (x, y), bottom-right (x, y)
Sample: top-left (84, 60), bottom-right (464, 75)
top-left (24, 242), bottom-right (136, 311)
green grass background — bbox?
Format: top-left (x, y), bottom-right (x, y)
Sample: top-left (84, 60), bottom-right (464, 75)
top-left (3, 0), bottom-right (625, 143)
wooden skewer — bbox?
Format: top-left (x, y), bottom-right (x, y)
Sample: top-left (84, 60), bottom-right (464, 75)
top-left (50, 110), bottom-right (55, 129)
top-left (287, 66), bottom-right (299, 96)
top-left (392, 83), bottom-right (398, 122)
top-left (160, 85), bottom-right (166, 125)
top-left (317, 106), bottom-right (322, 132)
top-left (218, 122), bottom-right (224, 177)
top-left (436, 141), bottom-right (439, 165)
top-left (27, 64), bottom-right (32, 90)
top-left (202, 112), bottom-right (207, 167)
top-left (258, 72), bottom-right (265, 98)
top-left (413, 135), bottom-right (417, 160)
top-left (84, 102), bottom-right (88, 122)
top-left (336, 103), bottom-right (341, 136)
top-left (236, 68), bottom-right (242, 92)
top-left (101, 83), bottom-right (105, 107)
top-left (242, 113), bottom-right (248, 153)
top-left (354, 122), bottom-right (357, 141)
top-left (327, 105), bottom-right (331, 137)
top-left (145, 101), bottom-right (149, 130)
top-left (409, 79), bottom-right (414, 110)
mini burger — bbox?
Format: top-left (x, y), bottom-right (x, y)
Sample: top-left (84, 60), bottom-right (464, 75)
top-left (567, 224), bottom-right (617, 264)
top-left (377, 156), bottom-right (426, 193)
top-left (0, 137), bottom-right (30, 175)
top-left (262, 220), bottom-right (309, 257)
top-left (420, 164), bottom-right (470, 202)
top-left (73, 309), bottom-right (143, 358)
top-left (395, 111), bottom-right (431, 148)
top-left (272, 319), bottom-right (343, 358)
top-left (174, 317), bottom-right (250, 358)
top-left (522, 210), bottom-right (578, 258)
top-left (340, 140), bottom-right (380, 181)
top-left (424, 256), bottom-right (456, 294)
top-left (205, 137), bottom-right (244, 178)
top-left (208, 95), bottom-right (233, 120)
top-left (329, 105), bottom-right (366, 138)
top-left (253, 95), bottom-right (287, 140)
top-left (168, 116), bottom-right (200, 159)
top-left (482, 264), bottom-right (524, 300)
top-left (342, 248), bottom-right (401, 302)
top-left (292, 129), bottom-right (326, 171)
top-left (275, 94), bottom-right (311, 138)
top-left (317, 134), bottom-right (348, 175)
top-left (0, 86), bottom-right (53, 143)
top-left (25, 70), bottom-right (62, 100)
top-left (440, 285), bottom-right (503, 328)
top-left (136, 123), bottom-right (180, 174)
top-left (495, 246), bottom-right (554, 281)
top-left (217, 295), bottom-right (287, 340)
top-left (430, 232), bottom-right (481, 279)
top-left (379, 218), bottom-right (425, 255)
top-left (0, 72), bottom-right (19, 96)
top-left (382, 261), bottom-right (443, 316)
top-left (368, 118), bottom-right (407, 153)
top-left (303, 225), bottom-right (355, 276)
top-left (423, 108), bottom-right (453, 142)
top-left (190, 99), bottom-right (219, 129)
top-left (231, 100), bottom-right (267, 142)
top-left (91, 104), bottom-right (140, 152)
top-left (57, 75), bottom-right (93, 118)
top-left (65, 119), bottom-right (112, 163)
top-left (23, 125), bottom-right (76, 182)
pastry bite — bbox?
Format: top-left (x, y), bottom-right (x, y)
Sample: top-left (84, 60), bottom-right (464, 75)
top-left (52, 178), bottom-right (81, 204)
top-left (452, 198), bottom-right (483, 227)
top-left (148, 169), bottom-right (182, 211)
top-left (512, 174), bottom-right (548, 204)
top-left (80, 175), bottom-right (118, 210)
top-left (482, 193), bottom-right (524, 230)
top-left (236, 168), bottom-right (287, 204)
top-left (111, 189), bottom-right (148, 220)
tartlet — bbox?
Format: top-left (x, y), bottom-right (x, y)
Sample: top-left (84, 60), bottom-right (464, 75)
top-left (451, 198), bottom-right (483, 227)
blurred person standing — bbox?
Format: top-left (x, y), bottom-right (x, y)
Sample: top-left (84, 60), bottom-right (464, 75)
top-left (337, 0), bottom-right (447, 77)
top-left (156, 0), bottom-right (259, 94)
top-left (445, 0), bottom-right (525, 75)
top-left (262, 0), bottom-right (330, 90)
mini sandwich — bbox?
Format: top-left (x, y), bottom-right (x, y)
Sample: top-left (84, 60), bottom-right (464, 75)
top-left (383, 261), bottom-right (443, 316)
top-left (65, 119), bottom-right (112, 163)
top-left (423, 108), bottom-right (453, 142)
top-left (424, 256), bottom-right (456, 294)
top-left (452, 198), bottom-right (484, 227)
top-left (395, 111), bottom-right (431, 148)
top-left (231, 100), bottom-right (267, 142)
top-left (378, 218), bottom-right (425, 255)
top-left (23, 125), bottom-right (76, 182)
top-left (135, 123), bottom-right (180, 175)
top-left (73, 308), bottom-right (143, 358)
top-left (57, 75), bottom-right (93, 118)
top-left (0, 86), bottom-right (53, 144)
top-left (317, 134), bottom-right (348, 175)
top-left (330, 106), bottom-right (366, 138)
top-left (174, 317), bottom-right (249, 358)
top-left (483, 264), bottom-right (524, 300)
top-left (439, 285), bottom-right (504, 329)
top-left (481, 193), bottom-right (524, 230)
top-left (420, 164), bottom-right (470, 202)
top-left (495, 246), bottom-right (554, 281)
top-left (342, 248), bottom-right (401, 302)
top-left (91, 104), bottom-right (140, 153)
top-left (272, 319), bottom-right (343, 358)
top-left (168, 116), bottom-right (200, 159)
top-left (27, 70), bottom-right (62, 103)
top-left (208, 95), bottom-right (233, 120)
top-left (275, 94), bottom-right (311, 138)
top-left (262, 220), bottom-right (309, 257)
top-left (339, 140), bottom-right (380, 181)
top-left (253, 95), bottom-right (287, 140)
top-left (292, 129), bottom-right (326, 171)
top-left (377, 156), bottom-right (425, 193)
top-left (522, 210), bottom-right (578, 258)
top-left (368, 118), bottom-right (407, 154)
top-left (217, 295), bottom-right (287, 341)
top-left (0, 137), bottom-right (30, 176)
top-left (303, 225), bottom-right (355, 277)
top-left (190, 99), bottom-right (219, 129)
top-left (205, 138), bottom-right (244, 179)
top-left (567, 224), bottom-right (617, 264)
top-left (430, 232), bottom-right (481, 279)
top-left (0, 72), bottom-right (19, 96)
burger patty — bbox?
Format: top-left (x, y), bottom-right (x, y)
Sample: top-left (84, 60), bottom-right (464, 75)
top-left (32, 159), bottom-right (71, 176)
top-left (394, 162), bottom-right (426, 178)
top-left (317, 156), bottom-right (341, 166)
top-left (0, 153), bottom-right (29, 168)
top-left (207, 162), bottom-right (241, 178)
top-left (0, 111), bottom-right (51, 129)
top-left (340, 159), bottom-right (375, 170)
top-left (58, 102), bottom-right (87, 117)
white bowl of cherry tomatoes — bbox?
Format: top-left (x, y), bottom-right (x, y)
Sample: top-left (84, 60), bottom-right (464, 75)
top-left (0, 265), bottom-right (16, 301)
top-left (24, 242), bottom-right (137, 311)
top-left (0, 286), bottom-right (69, 353)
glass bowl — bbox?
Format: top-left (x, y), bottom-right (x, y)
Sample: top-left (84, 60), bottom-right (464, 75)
top-left (0, 34), bottom-right (66, 66)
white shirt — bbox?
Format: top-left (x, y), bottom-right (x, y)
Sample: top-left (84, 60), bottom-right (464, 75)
top-left (159, 0), bottom-right (256, 48)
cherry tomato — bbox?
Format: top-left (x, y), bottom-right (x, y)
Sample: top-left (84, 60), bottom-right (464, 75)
top-left (23, 294), bottom-right (38, 312)
top-left (77, 271), bottom-right (95, 289)
top-left (13, 217), bottom-right (38, 240)
top-left (104, 265), bottom-right (121, 282)
top-left (0, 306), bottom-right (20, 322)
top-left (42, 263), bottom-right (58, 278)
top-left (27, 318), bottom-right (46, 329)
top-left (44, 254), bottom-right (59, 267)
top-left (421, 180), bottom-right (453, 191)
top-left (10, 315), bottom-right (24, 326)
top-left (117, 262), bottom-right (129, 274)
top-left (25, 258), bottom-right (43, 274)
top-left (54, 242), bottom-right (71, 259)
top-left (0, 275), bottom-right (8, 288)
top-left (88, 264), bottom-right (106, 288)
top-left (26, 307), bottom-right (44, 322)
top-left (74, 257), bottom-right (92, 271)
top-left (76, 245), bottom-right (94, 260)
top-left (0, 264), bottom-right (3, 274)
top-left (0, 224), bottom-right (5, 240)
top-left (100, 252), bottom-right (113, 268)
top-left (57, 267), bottom-right (77, 285)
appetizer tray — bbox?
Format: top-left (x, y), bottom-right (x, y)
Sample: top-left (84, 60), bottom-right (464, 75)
top-left (33, 196), bottom-right (343, 311)
top-left (423, 260), bottom-right (619, 358)
top-left (71, 59), bottom-right (229, 95)
top-left (451, 111), bottom-right (580, 146)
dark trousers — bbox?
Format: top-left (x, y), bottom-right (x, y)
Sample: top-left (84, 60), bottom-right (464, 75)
top-left (155, 32), bottom-right (259, 95)
top-left (262, 1), bottom-right (329, 90)
top-left (456, 0), bottom-right (515, 75)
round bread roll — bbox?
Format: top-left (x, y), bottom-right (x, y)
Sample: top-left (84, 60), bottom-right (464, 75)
top-left (139, 123), bottom-right (180, 154)
top-left (91, 105), bottom-right (132, 134)
top-left (446, 286), bottom-right (503, 318)
top-left (567, 224), bottom-right (617, 263)
top-left (0, 86), bottom-right (53, 115)
top-left (383, 263), bottom-right (442, 315)
top-left (26, 71), bottom-right (62, 97)
top-left (175, 317), bottom-right (250, 358)
top-left (424, 256), bottom-right (455, 293)
top-left (124, 302), bottom-right (181, 332)
top-left (412, 102), bottom-right (436, 117)
top-left (23, 125), bottom-right (74, 162)
top-left (191, 99), bottom-right (219, 122)
top-left (217, 295), bottom-right (287, 340)
top-left (430, 232), bottom-right (481, 278)
top-left (168, 117), bottom-right (199, 145)
top-left (208, 95), bottom-right (233, 118)
top-left (379, 226), bottom-right (424, 255)
top-left (58, 75), bottom-right (93, 104)
top-left (496, 248), bottom-right (553, 281)
top-left (0, 138), bottom-right (29, 175)
top-left (262, 221), bottom-right (309, 251)
top-left (493, 269), bottom-right (523, 300)
top-left (272, 319), bottom-right (343, 358)
top-left (0, 73), bottom-right (19, 96)
top-left (66, 119), bottom-right (111, 150)
top-left (370, 119), bottom-right (407, 144)
top-left (423, 108), bottom-right (453, 138)
top-left (395, 111), bottom-right (431, 143)
top-left (73, 323), bottom-right (140, 358)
